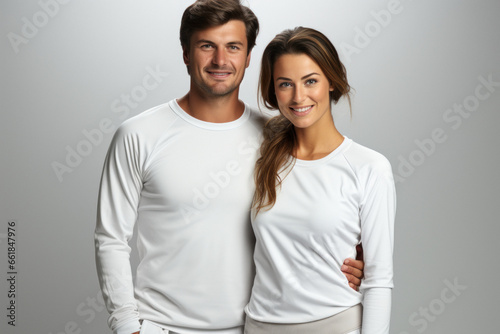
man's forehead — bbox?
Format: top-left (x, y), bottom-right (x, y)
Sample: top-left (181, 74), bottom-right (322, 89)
top-left (191, 20), bottom-right (247, 46)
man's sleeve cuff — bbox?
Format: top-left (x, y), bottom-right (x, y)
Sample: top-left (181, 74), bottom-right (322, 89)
top-left (113, 319), bottom-right (141, 334)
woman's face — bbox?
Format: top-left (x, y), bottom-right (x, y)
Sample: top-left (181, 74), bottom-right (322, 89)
top-left (273, 53), bottom-right (333, 130)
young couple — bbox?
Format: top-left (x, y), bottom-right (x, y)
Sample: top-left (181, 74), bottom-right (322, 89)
top-left (95, 1), bottom-right (395, 334)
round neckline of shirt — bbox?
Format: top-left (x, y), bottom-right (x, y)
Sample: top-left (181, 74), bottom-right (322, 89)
top-left (169, 99), bottom-right (250, 130)
top-left (293, 136), bottom-right (351, 167)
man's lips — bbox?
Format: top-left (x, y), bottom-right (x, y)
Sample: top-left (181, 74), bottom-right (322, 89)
top-left (206, 70), bottom-right (232, 79)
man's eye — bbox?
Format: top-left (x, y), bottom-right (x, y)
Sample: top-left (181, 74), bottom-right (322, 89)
top-left (201, 44), bottom-right (213, 49)
top-left (229, 45), bottom-right (240, 50)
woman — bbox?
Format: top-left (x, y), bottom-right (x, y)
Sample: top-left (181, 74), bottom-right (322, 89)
top-left (244, 27), bottom-right (396, 333)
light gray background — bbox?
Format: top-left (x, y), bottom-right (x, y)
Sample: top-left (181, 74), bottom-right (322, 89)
top-left (1, 0), bottom-right (499, 333)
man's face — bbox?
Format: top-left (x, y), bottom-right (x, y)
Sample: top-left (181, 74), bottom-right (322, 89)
top-left (184, 20), bottom-right (251, 98)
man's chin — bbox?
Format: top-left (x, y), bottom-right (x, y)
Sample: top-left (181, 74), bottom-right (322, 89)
top-left (205, 85), bottom-right (237, 97)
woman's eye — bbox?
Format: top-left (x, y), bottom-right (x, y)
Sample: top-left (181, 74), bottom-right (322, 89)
top-left (279, 82), bottom-right (292, 88)
top-left (305, 79), bottom-right (317, 85)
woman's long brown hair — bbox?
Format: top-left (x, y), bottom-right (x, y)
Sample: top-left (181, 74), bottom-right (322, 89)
top-left (253, 27), bottom-right (351, 214)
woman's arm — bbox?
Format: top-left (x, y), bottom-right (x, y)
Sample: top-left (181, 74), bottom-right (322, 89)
top-left (362, 288), bottom-right (392, 333)
top-left (358, 156), bottom-right (396, 333)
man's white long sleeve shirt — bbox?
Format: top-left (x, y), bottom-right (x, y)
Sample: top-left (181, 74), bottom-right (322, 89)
top-left (95, 100), bottom-right (265, 334)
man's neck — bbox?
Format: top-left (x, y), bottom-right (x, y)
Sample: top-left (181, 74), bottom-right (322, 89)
top-left (177, 89), bottom-right (245, 123)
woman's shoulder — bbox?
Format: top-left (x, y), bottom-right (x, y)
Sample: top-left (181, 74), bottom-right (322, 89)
top-left (342, 139), bottom-right (393, 177)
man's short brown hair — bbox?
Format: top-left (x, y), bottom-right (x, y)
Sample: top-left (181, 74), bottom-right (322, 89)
top-left (180, 0), bottom-right (259, 54)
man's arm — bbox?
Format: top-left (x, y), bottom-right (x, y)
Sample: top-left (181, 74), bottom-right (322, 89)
top-left (342, 244), bottom-right (365, 291)
top-left (95, 124), bottom-right (143, 334)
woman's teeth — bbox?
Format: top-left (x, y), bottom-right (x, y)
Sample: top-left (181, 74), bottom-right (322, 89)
top-left (291, 106), bottom-right (312, 112)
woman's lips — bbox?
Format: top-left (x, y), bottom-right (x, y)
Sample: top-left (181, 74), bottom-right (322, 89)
top-left (290, 105), bottom-right (313, 116)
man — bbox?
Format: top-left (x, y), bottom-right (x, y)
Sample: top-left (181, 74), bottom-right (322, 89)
top-left (95, 1), bottom-right (364, 333)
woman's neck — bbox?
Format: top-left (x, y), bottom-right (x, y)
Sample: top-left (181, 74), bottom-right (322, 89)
top-left (293, 119), bottom-right (344, 161)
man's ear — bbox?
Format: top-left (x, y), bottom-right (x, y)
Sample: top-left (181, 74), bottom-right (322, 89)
top-left (183, 47), bottom-right (191, 75)
top-left (245, 51), bottom-right (252, 68)
top-left (183, 47), bottom-right (190, 66)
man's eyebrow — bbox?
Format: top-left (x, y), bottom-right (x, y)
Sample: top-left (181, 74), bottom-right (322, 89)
top-left (195, 39), bottom-right (214, 45)
top-left (194, 40), bottom-right (245, 46)
top-left (276, 73), bottom-right (320, 81)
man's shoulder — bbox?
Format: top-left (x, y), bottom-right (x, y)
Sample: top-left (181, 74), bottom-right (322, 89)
top-left (246, 105), bottom-right (272, 128)
top-left (116, 100), bottom-right (178, 136)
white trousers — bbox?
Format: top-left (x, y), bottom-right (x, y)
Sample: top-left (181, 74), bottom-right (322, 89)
top-left (139, 320), bottom-right (243, 334)
top-left (139, 320), bottom-right (180, 334)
